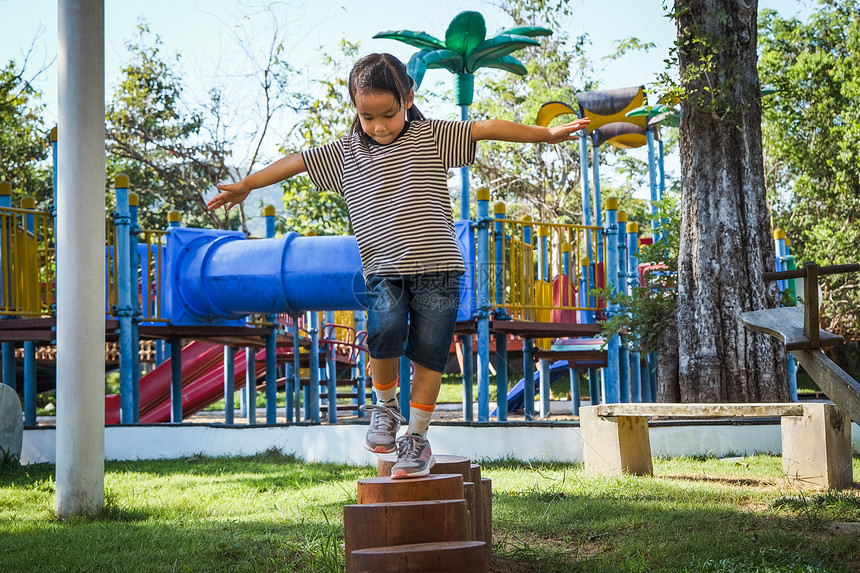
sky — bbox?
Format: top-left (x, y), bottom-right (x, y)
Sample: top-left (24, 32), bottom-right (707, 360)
top-left (2, 0), bottom-right (815, 212)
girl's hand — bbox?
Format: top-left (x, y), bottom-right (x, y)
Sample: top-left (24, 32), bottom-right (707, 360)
top-left (208, 180), bottom-right (252, 211)
top-left (545, 118), bottom-right (591, 144)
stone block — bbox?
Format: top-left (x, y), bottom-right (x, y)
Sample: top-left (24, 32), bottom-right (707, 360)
top-left (782, 402), bottom-right (853, 489)
top-left (581, 405), bottom-right (652, 476)
top-left (0, 383), bottom-right (23, 463)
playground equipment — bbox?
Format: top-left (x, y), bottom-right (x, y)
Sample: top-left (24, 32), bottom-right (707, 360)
top-left (2, 88), bottom-right (838, 430)
top-left (0, 170), bottom-right (628, 426)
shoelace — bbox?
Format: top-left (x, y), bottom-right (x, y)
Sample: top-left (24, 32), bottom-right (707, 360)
top-left (360, 404), bottom-right (406, 432)
top-left (395, 434), bottom-right (422, 460)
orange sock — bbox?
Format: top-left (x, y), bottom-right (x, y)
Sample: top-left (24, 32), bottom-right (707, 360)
top-left (373, 376), bottom-right (398, 405)
top-left (408, 401), bottom-right (435, 436)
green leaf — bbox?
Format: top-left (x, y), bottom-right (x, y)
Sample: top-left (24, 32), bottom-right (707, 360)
top-left (406, 51), bottom-right (430, 89)
top-left (495, 26), bottom-right (553, 38)
top-left (444, 11), bottom-right (486, 55)
top-left (465, 34), bottom-right (540, 73)
top-left (474, 54), bottom-right (527, 76)
top-left (373, 30), bottom-right (446, 51)
top-left (422, 49), bottom-right (465, 75)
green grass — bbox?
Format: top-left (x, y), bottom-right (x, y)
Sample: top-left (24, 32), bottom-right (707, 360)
top-left (1, 453), bottom-right (858, 572)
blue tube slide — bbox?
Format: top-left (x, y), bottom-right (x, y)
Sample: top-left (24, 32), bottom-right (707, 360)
top-left (166, 227), bottom-right (366, 326)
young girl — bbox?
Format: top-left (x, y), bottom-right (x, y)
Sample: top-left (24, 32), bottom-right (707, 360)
top-left (208, 53), bottom-right (589, 479)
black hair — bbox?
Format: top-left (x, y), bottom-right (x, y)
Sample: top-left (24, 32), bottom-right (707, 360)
top-left (348, 53), bottom-right (426, 136)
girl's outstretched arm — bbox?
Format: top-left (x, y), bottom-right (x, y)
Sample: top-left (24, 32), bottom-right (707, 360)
top-left (470, 118), bottom-right (590, 145)
top-left (207, 153), bottom-right (308, 211)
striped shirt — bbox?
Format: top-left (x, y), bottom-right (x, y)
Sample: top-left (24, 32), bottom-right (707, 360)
top-left (302, 119), bottom-right (475, 277)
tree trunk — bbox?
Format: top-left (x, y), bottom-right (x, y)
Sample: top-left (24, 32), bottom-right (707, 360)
top-left (675, 0), bottom-right (789, 402)
top-left (656, 314), bottom-right (680, 402)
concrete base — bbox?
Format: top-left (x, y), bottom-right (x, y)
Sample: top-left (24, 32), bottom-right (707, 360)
top-left (782, 403), bottom-right (853, 489)
top-left (581, 407), bottom-right (653, 475)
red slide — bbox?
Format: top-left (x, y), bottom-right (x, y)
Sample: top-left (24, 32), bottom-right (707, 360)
top-left (105, 341), bottom-right (270, 424)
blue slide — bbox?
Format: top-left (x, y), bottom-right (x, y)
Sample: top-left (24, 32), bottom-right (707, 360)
top-left (494, 360), bottom-right (574, 415)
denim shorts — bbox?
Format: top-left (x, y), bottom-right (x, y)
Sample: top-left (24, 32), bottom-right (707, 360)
top-left (364, 272), bottom-right (462, 373)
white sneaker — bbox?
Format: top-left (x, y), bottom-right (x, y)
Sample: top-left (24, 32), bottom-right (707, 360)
top-left (360, 403), bottom-right (405, 454)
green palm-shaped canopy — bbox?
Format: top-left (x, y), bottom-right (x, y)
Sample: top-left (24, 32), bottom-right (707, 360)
top-left (375, 11), bottom-right (551, 106)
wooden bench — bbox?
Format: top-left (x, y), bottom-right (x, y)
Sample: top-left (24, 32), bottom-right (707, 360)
top-left (580, 402), bottom-right (853, 489)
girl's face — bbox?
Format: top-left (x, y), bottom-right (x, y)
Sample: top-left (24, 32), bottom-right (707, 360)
top-left (354, 89), bottom-right (413, 145)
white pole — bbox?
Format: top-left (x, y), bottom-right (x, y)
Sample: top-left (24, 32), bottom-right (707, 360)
top-left (55, 0), bottom-right (105, 517)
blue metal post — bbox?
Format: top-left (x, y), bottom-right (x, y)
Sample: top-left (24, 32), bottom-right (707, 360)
top-left (537, 226), bottom-right (551, 418)
top-left (579, 130), bottom-right (595, 315)
top-left (355, 311), bottom-right (367, 418)
top-left (459, 105), bottom-right (471, 220)
top-left (457, 104), bottom-right (474, 421)
top-left (224, 346), bottom-right (235, 424)
top-left (493, 202), bottom-right (508, 421)
top-left (23, 341), bottom-right (35, 425)
top-left (641, 359), bottom-right (652, 402)
top-left (128, 192), bottom-right (141, 422)
top-left (579, 126), bottom-right (592, 227)
top-left (646, 127), bottom-right (660, 238)
top-left (569, 368), bottom-right (581, 416)
top-left (114, 175), bottom-right (135, 423)
top-left (170, 337), bottom-right (182, 422)
top-left (399, 355), bottom-right (411, 421)
top-left (627, 222), bottom-right (641, 403)
top-left (245, 346), bottom-right (257, 425)
top-left (647, 352), bottom-right (658, 401)
top-left (461, 335), bottom-right (473, 421)
top-left (476, 188), bottom-right (491, 421)
top-left (291, 318), bottom-right (301, 422)
top-left (325, 310), bottom-right (337, 424)
top-left (603, 199), bottom-right (621, 404)
top-left (523, 338), bottom-right (535, 421)
top-left (264, 206), bottom-right (278, 424)
top-left (308, 311), bottom-right (320, 423)
top-left (283, 363), bottom-right (293, 421)
top-left (265, 327), bottom-right (277, 424)
top-left (591, 132), bottom-right (603, 231)
top-left (617, 214), bottom-right (629, 403)
top-left (578, 256), bottom-right (590, 327)
top-left (523, 220), bottom-right (535, 420)
top-left (657, 137), bottom-right (666, 202)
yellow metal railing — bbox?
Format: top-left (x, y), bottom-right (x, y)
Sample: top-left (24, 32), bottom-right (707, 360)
top-left (0, 205), bottom-right (54, 317)
top-left (138, 229), bottom-right (169, 323)
top-left (489, 216), bottom-right (604, 320)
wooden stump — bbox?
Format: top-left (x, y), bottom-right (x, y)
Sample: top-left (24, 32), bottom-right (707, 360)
top-left (351, 541), bottom-right (489, 573)
top-left (377, 454), bottom-right (472, 481)
top-left (357, 474), bottom-right (464, 505)
top-left (346, 461), bottom-right (494, 572)
top-left (471, 464), bottom-right (484, 543)
top-left (463, 481), bottom-right (476, 541)
top-left (344, 500), bottom-right (469, 573)
top-left (481, 477), bottom-right (493, 548)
